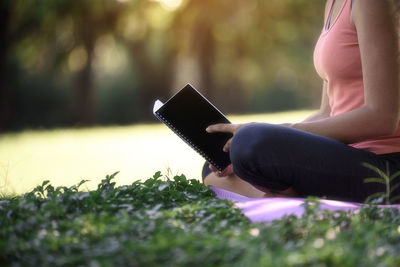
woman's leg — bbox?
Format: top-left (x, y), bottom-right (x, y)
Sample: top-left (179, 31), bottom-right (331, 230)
top-left (202, 170), bottom-right (267, 198)
top-left (228, 123), bottom-right (400, 203)
top-left (202, 163), bottom-right (298, 198)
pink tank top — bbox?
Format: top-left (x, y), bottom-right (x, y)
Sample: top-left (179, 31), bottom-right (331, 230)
top-left (313, 0), bottom-right (400, 154)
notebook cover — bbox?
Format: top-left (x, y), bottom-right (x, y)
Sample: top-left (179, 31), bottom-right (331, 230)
top-left (153, 84), bottom-right (232, 171)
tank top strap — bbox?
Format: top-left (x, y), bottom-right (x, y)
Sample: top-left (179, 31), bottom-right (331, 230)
top-left (325, 0), bottom-right (352, 33)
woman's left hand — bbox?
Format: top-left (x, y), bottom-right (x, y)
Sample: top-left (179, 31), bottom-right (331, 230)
top-left (209, 163), bottom-right (234, 177)
top-left (206, 123), bottom-right (247, 152)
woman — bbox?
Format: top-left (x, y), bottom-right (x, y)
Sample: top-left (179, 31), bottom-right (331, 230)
top-left (202, 0), bottom-right (400, 203)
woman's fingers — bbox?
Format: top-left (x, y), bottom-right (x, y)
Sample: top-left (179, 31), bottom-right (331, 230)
top-left (223, 138), bottom-right (232, 152)
top-left (222, 164), bottom-right (234, 176)
top-left (209, 163), bottom-right (233, 177)
top-left (206, 123), bottom-right (239, 134)
top-left (206, 123), bottom-right (246, 152)
top-left (209, 164), bottom-right (218, 172)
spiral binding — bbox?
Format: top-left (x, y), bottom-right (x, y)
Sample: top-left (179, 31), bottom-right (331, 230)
top-left (155, 111), bottom-right (222, 170)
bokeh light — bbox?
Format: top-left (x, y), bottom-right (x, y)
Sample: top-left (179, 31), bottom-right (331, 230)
top-left (155, 0), bottom-right (183, 11)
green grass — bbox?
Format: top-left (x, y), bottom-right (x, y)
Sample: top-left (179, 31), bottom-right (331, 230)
top-left (2, 172), bottom-right (400, 266)
top-left (0, 110), bottom-right (314, 196)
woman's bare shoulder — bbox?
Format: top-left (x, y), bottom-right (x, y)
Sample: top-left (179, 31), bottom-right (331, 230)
top-left (323, 0), bottom-right (331, 21)
top-left (351, 0), bottom-right (396, 24)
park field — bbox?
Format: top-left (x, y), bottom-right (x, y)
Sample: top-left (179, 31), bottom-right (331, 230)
top-left (0, 110), bottom-right (313, 196)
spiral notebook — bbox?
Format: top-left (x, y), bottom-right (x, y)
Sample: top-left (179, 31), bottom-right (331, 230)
top-left (153, 84), bottom-right (232, 171)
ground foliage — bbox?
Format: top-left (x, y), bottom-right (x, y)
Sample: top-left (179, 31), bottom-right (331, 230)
top-left (1, 172), bottom-right (400, 266)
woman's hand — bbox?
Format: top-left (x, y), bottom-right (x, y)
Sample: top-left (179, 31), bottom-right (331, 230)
top-left (206, 123), bottom-right (247, 177)
top-left (209, 163), bottom-right (234, 177)
top-left (206, 123), bottom-right (247, 152)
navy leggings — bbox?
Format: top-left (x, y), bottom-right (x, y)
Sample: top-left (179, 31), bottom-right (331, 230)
top-left (202, 123), bottom-right (400, 203)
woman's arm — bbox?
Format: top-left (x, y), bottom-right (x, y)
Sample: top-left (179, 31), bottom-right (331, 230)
top-left (292, 0), bottom-right (399, 144)
top-left (301, 0), bottom-right (333, 124)
top-left (289, 1), bottom-right (332, 125)
top-left (301, 81), bottom-right (331, 123)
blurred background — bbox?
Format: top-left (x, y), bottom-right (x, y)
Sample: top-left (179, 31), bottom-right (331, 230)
top-left (0, 0), bottom-right (325, 131)
top-left (0, 0), bottom-right (325, 194)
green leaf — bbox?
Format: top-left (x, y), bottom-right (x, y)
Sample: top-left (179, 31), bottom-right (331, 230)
top-left (390, 195), bottom-right (400, 203)
top-left (109, 171), bottom-right (120, 180)
top-left (362, 163), bottom-right (389, 181)
top-left (363, 178), bottom-right (385, 184)
top-left (77, 179), bottom-right (90, 189)
top-left (158, 184), bottom-right (169, 192)
top-left (45, 184), bottom-right (54, 194)
top-left (389, 171), bottom-right (400, 182)
top-left (364, 192), bottom-right (385, 203)
top-left (153, 171), bottom-right (162, 179)
top-left (390, 182), bottom-right (400, 194)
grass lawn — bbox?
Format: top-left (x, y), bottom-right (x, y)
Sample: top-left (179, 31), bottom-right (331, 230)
top-left (0, 110), bottom-right (313, 196)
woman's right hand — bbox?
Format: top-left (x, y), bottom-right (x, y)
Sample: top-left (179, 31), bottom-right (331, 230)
top-left (206, 123), bottom-right (247, 153)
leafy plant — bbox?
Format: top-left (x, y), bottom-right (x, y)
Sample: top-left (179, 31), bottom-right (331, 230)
top-left (1, 172), bottom-right (400, 266)
top-left (363, 162), bottom-right (400, 204)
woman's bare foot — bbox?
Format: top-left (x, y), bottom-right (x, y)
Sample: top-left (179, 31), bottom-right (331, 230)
top-left (204, 172), bottom-right (266, 198)
top-left (263, 187), bottom-right (298, 198)
top-left (204, 171), bottom-right (298, 198)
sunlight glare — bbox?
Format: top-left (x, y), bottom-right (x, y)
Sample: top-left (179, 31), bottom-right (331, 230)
top-left (157, 0), bottom-right (183, 11)
top-left (93, 35), bottom-right (128, 75)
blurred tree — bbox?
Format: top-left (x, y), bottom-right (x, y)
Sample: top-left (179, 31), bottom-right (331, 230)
top-left (2, 0), bottom-right (122, 127)
top-left (63, 0), bottom-right (121, 125)
top-left (169, 0), bottom-right (324, 113)
top-left (115, 0), bottom-right (178, 120)
top-left (0, 0), bottom-right (326, 131)
top-left (0, 0), bottom-right (12, 131)
top-left (169, 0), bottom-right (250, 111)
top-left (0, 0), bottom-right (56, 130)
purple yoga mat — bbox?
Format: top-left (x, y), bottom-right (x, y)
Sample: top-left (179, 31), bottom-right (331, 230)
top-left (211, 186), bottom-right (400, 223)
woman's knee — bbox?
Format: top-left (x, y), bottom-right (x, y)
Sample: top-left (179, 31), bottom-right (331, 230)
top-left (230, 124), bottom-right (258, 167)
top-left (230, 123), bottom-right (287, 167)
top-left (229, 123), bottom-right (296, 190)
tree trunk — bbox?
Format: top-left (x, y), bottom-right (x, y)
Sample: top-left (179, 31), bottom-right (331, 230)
top-left (0, 1), bottom-right (11, 132)
top-left (74, 29), bottom-right (96, 126)
top-left (196, 24), bottom-right (215, 100)
top-left (130, 41), bottom-right (174, 121)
